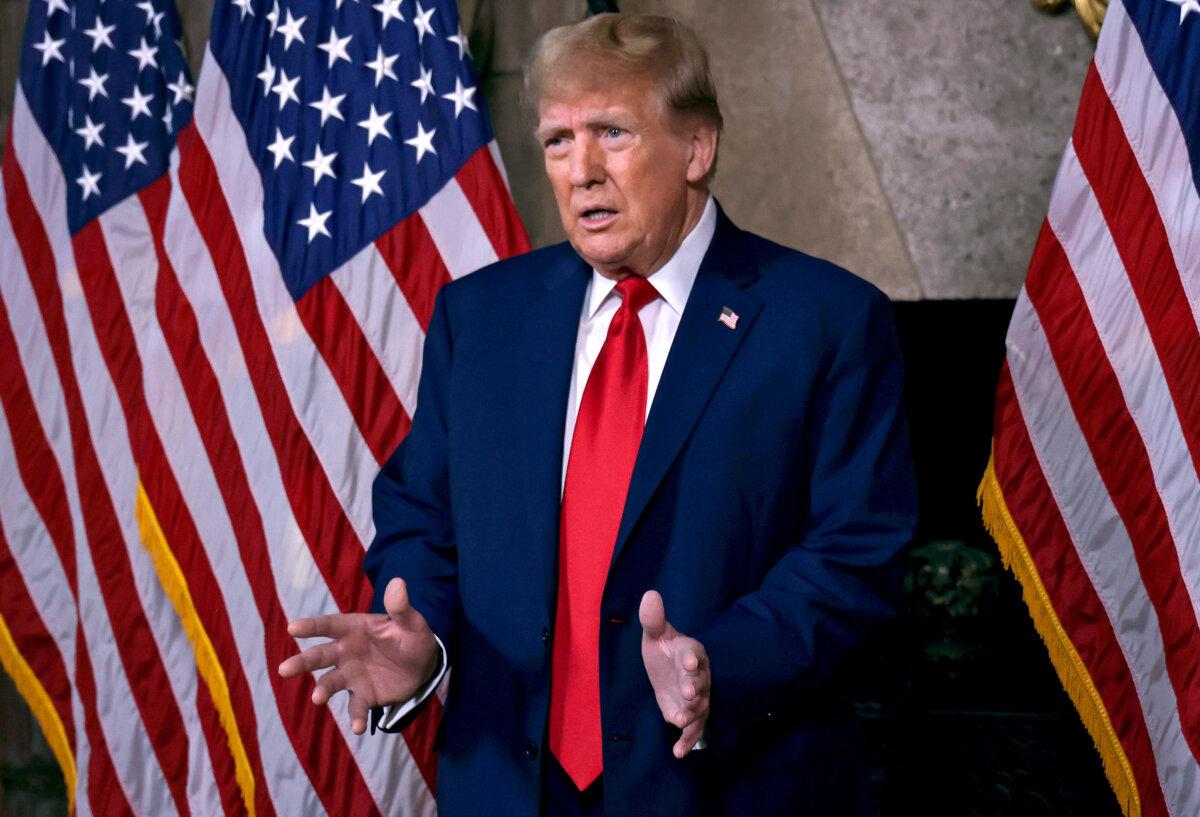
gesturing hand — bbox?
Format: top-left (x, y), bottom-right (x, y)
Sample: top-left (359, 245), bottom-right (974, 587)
top-left (639, 590), bottom-right (711, 759)
top-left (277, 577), bottom-right (439, 735)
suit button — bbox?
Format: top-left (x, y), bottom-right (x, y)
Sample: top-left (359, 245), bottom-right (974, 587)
top-left (523, 740), bottom-right (539, 761)
top-left (540, 627), bottom-right (550, 645)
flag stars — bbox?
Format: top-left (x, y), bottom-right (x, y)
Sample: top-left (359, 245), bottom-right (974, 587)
top-left (357, 104), bottom-right (392, 145)
top-left (309, 86), bottom-right (347, 126)
top-left (277, 9), bottom-right (308, 51)
top-left (413, 3), bottom-right (437, 44)
top-left (122, 86), bottom-right (155, 120)
top-left (365, 45), bottom-right (399, 87)
top-left (136, 1), bottom-right (156, 25)
top-left (128, 37), bottom-right (160, 72)
top-left (79, 66), bottom-right (110, 102)
top-left (76, 165), bottom-right (102, 200)
top-left (74, 114), bottom-right (105, 150)
top-left (267, 1), bottom-right (280, 35)
top-left (267, 127), bottom-right (295, 168)
top-left (442, 77), bottom-right (477, 118)
top-left (33, 31), bottom-right (66, 66)
top-left (83, 18), bottom-right (117, 52)
top-left (447, 27), bottom-right (471, 60)
top-left (405, 121), bottom-right (437, 162)
top-left (303, 145), bottom-right (338, 184)
top-left (257, 56), bottom-right (275, 97)
top-left (43, 0), bottom-right (69, 17)
top-left (297, 203), bottom-right (332, 242)
top-left (352, 162), bottom-right (386, 203)
top-left (232, 0), bottom-right (255, 19)
top-left (272, 68), bottom-right (301, 110)
top-left (168, 71), bottom-right (194, 105)
top-left (318, 27), bottom-right (353, 69)
top-left (373, 0), bottom-right (405, 29)
top-left (411, 63), bottom-right (434, 104)
top-left (116, 133), bottom-right (150, 169)
top-left (1167, 0), bottom-right (1200, 21)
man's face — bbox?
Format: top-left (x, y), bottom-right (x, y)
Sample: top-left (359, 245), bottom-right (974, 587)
top-left (536, 76), bottom-right (711, 279)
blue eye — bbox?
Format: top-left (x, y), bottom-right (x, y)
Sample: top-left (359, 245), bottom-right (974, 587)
top-left (606, 127), bottom-right (624, 138)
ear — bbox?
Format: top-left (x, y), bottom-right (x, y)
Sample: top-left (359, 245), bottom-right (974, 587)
top-left (685, 121), bottom-right (718, 184)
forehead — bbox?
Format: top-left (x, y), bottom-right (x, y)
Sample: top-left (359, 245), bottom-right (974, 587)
top-left (536, 75), bottom-right (663, 128)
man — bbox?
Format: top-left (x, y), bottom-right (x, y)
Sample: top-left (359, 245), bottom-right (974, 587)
top-left (279, 13), bottom-right (916, 817)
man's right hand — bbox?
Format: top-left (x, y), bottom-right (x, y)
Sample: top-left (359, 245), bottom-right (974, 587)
top-left (277, 577), bottom-right (439, 735)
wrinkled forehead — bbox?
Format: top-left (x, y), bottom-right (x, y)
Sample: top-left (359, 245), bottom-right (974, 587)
top-left (535, 70), bottom-right (665, 128)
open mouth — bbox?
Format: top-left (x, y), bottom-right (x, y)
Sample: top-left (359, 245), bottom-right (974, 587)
top-left (580, 208), bottom-right (617, 227)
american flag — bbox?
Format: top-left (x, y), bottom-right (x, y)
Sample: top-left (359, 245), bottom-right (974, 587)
top-left (980, 1), bottom-right (1200, 815)
top-left (0, 0), bottom-right (527, 813)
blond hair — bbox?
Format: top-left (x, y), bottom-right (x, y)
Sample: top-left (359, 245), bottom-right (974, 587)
top-left (525, 14), bottom-right (723, 173)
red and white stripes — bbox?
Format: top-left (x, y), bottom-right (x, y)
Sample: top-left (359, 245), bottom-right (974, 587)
top-left (0, 30), bottom-right (526, 817)
top-left (988, 1), bottom-right (1200, 815)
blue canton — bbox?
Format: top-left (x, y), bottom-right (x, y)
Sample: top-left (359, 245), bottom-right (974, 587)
top-left (20, 0), bottom-right (194, 235)
top-left (1128, 0), bottom-right (1200, 196)
top-left (208, 0), bottom-right (494, 301)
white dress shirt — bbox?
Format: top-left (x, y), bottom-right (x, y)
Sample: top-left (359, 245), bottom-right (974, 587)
top-left (383, 196), bottom-right (718, 730)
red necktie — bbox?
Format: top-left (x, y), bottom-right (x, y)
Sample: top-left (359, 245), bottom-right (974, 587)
top-left (549, 275), bottom-right (659, 790)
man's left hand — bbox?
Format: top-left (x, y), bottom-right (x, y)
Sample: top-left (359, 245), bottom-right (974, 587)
top-left (639, 590), bottom-right (710, 759)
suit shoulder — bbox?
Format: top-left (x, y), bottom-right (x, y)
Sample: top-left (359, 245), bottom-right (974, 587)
top-left (739, 231), bottom-right (889, 314)
top-left (440, 241), bottom-right (577, 308)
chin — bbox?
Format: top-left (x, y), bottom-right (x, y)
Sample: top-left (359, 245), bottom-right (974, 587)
top-left (572, 233), bottom-right (631, 271)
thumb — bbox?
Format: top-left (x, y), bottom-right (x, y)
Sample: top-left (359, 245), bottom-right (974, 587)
top-left (639, 590), bottom-right (672, 640)
top-left (383, 577), bottom-right (415, 625)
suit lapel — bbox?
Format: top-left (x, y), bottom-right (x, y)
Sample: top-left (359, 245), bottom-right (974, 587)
top-left (513, 251), bottom-right (591, 606)
top-left (610, 210), bottom-right (763, 572)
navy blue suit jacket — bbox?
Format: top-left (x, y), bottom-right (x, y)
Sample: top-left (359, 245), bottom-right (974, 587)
top-left (364, 207), bottom-right (917, 816)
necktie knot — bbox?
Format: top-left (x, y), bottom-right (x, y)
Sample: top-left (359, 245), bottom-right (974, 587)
top-left (615, 275), bottom-right (659, 314)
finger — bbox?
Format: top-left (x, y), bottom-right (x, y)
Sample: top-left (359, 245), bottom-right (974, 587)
top-left (681, 681), bottom-right (697, 701)
top-left (639, 590), bottom-right (673, 641)
top-left (679, 648), bottom-right (700, 673)
top-left (348, 691), bottom-right (371, 736)
top-left (674, 720), bottom-right (706, 759)
top-left (278, 642), bottom-right (340, 678)
top-left (287, 613), bottom-right (354, 640)
top-left (311, 668), bottom-right (350, 706)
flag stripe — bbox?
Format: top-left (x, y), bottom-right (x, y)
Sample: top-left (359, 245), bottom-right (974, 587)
top-left (294, 277), bottom-right (411, 466)
top-left (374, 214), bottom-right (452, 332)
top-left (1047, 142), bottom-right (1200, 652)
top-left (143, 171), bottom-right (339, 817)
top-left (455, 145), bottom-right (532, 259)
top-left (1072, 67), bottom-right (1200, 489)
top-left (1007, 283), bottom-right (1200, 814)
top-left (0, 522), bottom-right (76, 789)
top-left (175, 123), bottom-right (374, 615)
top-left (419, 177), bottom-right (500, 279)
top-left (5, 113), bottom-right (192, 817)
top-left (82, 201), bottom-right (265, 817)
top-left (0, 138), bottom-right (127, 817)
top-left (992, 364), bottom-right (1169, 816)
top-left (329, 242), bottom-right (426, 421)
top-left (169, 128), bottom-right (432, 817)
top-left (191, 49), bottom-right (377, 549)
top-left (1095, 0), bottom-right (1200, 301)
top-left (1025, 223), bottom-right (1200, 766)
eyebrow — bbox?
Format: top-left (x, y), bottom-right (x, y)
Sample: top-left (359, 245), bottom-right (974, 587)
top-left (535, 109), bottom-right (638, 142)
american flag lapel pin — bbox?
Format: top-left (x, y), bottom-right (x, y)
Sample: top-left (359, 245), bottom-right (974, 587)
top-left (718, 306), bottom-right (739, 330)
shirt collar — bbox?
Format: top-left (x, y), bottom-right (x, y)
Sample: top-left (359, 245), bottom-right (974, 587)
top-left (584, 196), bottom-right (717, 321)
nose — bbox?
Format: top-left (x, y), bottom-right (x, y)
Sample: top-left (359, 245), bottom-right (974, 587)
top-left (568, 135), bottom-right (605, 189)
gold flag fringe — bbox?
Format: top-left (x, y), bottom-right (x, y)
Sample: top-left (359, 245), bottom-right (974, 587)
top-left (0, 612), bottom-right (77, 813)
top-left (135, 481), bottom-right (257, 817)
top-left (978, 449), bottom-right (1139, 817)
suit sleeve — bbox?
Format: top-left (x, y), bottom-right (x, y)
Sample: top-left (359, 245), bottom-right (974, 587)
top-left (363, 285), bottom-right (461, 669)
top-left (695, 288), bottom-right (917, 750)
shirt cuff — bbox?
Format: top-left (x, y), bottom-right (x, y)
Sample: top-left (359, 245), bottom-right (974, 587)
top-left (380, 635), bottom-right (448, 731)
